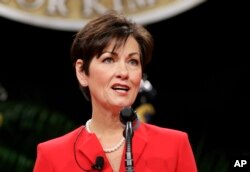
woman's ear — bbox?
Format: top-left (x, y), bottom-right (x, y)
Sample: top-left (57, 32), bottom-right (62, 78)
top-left (75, 59), bottom-right (88, 87)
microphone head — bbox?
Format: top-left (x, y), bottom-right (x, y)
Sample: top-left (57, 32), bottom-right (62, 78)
top-left (120, 107), bottom-right (137, 125)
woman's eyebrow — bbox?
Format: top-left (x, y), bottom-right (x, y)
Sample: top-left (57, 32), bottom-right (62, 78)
top-left (101, 51), bottom-right (116, 55)
top-left (128, 52), bottom-right (140, 56)
top-left (102, 51), bottom-right (139, 56)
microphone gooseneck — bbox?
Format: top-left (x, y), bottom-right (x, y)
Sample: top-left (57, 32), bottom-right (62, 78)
top-left (120, 107), bottom-right (137, 172)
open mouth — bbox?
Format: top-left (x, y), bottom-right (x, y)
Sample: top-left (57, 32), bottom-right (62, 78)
top-left (111, 84), bottom-right (130, 92)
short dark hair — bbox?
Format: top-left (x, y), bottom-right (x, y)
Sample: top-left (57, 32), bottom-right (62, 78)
top-left (70, 10), bottom-right (154, 100)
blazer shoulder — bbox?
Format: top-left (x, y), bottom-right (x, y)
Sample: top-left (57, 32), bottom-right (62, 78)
top-left (142, 123), bottom-right (188, 139)
top-left (37, 125), bottom-right (84, 150)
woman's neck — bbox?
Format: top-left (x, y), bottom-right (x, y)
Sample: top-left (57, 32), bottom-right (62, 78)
top-left (90, 107), bottom-right (124, 136)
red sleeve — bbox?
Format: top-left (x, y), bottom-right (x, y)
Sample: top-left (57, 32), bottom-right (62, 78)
top-left (33, 144), bottom-right (53, 172)
top-left (176, 133), bottom-right (197, 172)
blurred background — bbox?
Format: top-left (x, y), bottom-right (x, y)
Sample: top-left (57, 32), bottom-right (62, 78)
top-left (0, 0), bottom-right (249, 171)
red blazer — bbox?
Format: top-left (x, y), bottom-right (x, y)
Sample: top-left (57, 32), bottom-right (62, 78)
top-left (34, 122), bottom-right (197, 172)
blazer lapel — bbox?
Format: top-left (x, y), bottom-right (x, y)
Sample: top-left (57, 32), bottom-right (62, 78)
top-left (75, 128), bottom-right (106, 169)
top-left (132, 122), bottom-right (148, 165)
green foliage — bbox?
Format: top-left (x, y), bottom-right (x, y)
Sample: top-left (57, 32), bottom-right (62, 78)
top-left (0, 146), bottom-right (33, 172)
top-left (195, 133), bottom-right (230, 172)
top-left (0, 101), bottom-right (76, 171)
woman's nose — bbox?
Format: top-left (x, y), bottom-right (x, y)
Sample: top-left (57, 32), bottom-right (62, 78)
top-left (116, 62), bottom-right (129, 79)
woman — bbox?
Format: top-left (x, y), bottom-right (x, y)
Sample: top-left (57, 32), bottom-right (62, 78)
top-left (34, 10), bottom-right (197, 172)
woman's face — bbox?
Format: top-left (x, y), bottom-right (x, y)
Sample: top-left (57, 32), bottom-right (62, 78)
top-left (84, 36), bottom-right (142, 110)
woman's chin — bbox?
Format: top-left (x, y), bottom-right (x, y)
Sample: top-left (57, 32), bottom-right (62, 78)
top-left (112, 102), bottom-right (132, 109)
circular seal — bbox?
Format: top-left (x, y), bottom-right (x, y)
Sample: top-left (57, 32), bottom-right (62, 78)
top-left (0, 0), bottom-right (205, 31)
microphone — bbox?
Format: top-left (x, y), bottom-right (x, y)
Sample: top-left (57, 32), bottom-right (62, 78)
top-left (120, 107), bottom-right (136, 172)
top-left (120, 107), bottom-right (138, 128)
top-left (92, 156), bottom-right (104, 171)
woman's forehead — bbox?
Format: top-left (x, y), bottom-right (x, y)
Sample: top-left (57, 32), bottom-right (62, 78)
top-left (104, 36), bottom-right (138, 51)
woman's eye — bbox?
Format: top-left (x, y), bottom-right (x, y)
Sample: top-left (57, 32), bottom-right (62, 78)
top-left (129, 59), bottom-right (139, 66)
top-left (103, 57), bottom-right (114, 64)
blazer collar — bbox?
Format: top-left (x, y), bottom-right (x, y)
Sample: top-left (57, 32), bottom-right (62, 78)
top-left (76, 123), bottom-right (148, 169)
top-left (75, 128), bottom-right (105, 168)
